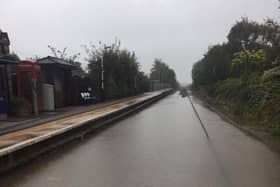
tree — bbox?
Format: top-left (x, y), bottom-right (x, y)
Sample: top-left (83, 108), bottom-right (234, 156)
top-left (227, 17), bottom-right (264, 53)
top-left (48, 45), bottom-right (81, 62)
top-left (191, 17), bottom-right (280, 132)
top-left (192, 60), bottom-right (208, 86)
top-left (204, 44), bottom-right (231, 82)
top-left (85, 40), bottom-right (149, 99)
top-left (192, 18), bottom-right (280, 88)
top-left (47, 45), bottom-right (85, 75)
top-left (227, 18), bottom-right (280, 68)
top-left (1, 52), bottom-right (20, 61)
top-left (150, 59), bottom-right (178, 88)
top-left (231, 49), bottom-right (266, 81)
top-left (192, 44), bottom-right (231, 87)
top-left (261, 19), bottom-right (280, 68)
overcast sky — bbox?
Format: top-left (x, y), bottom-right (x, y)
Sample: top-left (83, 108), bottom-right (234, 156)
top-left (0, 0), bottom-right (279, 83)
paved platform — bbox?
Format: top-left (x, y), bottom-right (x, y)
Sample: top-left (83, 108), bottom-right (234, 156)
top-left (0, 90), bottom-right (169, 158)
top-left (0, 94), bottom-right (149, 135)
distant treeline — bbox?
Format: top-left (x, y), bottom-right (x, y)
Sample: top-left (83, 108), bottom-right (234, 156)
top-left (84, 40), bottom-right (150, 99)
top-left (83, 40), bottom-right (178, 99)
top-left (150, 58), bottom-right (178, 89)
top-left (192, 18), bottom-right (280, 134)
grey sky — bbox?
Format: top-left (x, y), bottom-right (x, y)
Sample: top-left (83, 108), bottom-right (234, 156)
top-left (0, 0), bottom-right (278, 83)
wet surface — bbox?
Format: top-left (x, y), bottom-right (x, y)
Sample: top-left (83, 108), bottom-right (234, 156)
top-left (0, 92), bottom-right (160, 155)
top-left (1, 93), bottom-right (280, 187)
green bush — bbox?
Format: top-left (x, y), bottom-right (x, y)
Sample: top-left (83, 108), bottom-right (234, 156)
top-left (191, 17), bottom-right (280, 135)
top-left (263, 66), bottom-right (280, 81)
top-left (213, 69), bottom-right (280, 130)
top-left (260, 68), bottom-right (280, 128)
top-left (215, 78), bottom-right (244, 101)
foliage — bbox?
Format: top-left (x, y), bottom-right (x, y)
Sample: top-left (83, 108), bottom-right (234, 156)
top-left (192, 17), bottom-right (280, 87)
top-left (47, 45), bottom-right (85, 75)
top-left (192, 44), bottom-right (231, 86)
top-left (150, 59), bottom-right (178, 88)
top-left (231, 49), bottom-right (266, 80)
top-left (227, 18), bottom-right (265, 52)
top-left (192, 60), bottom-right (207, 86)
top-left (85, 40), bottom-right (150, 99)
top-left (1, 52), bottom-right (20, 61)
top-left (48, 45), bottom-right (81, 62)
top-left (261, 67), bottom-right (280, 126)
top-left (28, 55), bottom-right (41, 61)
top-left (215, 78), bottom-right (244, 102)
top-left (191, 17), bottom-right (280, 135)
top-left (263, 66), bottom-right (280, 81)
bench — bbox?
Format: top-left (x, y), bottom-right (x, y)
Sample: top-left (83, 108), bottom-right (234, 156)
top-left (80, 92), bottom-right (97, 105)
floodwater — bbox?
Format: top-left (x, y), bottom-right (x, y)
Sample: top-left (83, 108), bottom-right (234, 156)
top-left (1, 93), bottom-right (280, 187)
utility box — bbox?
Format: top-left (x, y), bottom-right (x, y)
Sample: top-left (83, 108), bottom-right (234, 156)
top-left (42, 84), bottom-right (55, 111)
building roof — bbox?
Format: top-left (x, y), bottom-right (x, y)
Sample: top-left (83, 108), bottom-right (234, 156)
top-left (0, 58), bottom-right (17, 64)
top-left (37, 56), bottom-right (75, 69)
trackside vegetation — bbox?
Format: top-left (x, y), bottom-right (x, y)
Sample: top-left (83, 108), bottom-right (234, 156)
top-left (150, 58), bottom-right (178, 89)
top-left (191, 18), bottom-right (280, 135)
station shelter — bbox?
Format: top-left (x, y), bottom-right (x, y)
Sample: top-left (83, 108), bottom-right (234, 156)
top-left (37, 56), bottom-right (75, 108)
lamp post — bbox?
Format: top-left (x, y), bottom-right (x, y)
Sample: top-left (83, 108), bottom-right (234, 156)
top-left (100, 45), bottom-right (111, 102)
